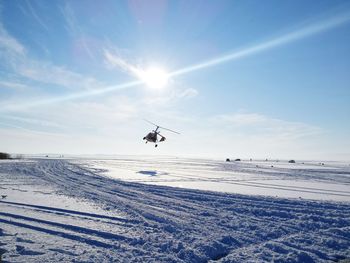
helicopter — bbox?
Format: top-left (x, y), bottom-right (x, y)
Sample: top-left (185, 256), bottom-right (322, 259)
top-left (143, 120), bottom-right (180, 147)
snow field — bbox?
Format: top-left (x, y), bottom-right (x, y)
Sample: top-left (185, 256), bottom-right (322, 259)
top-left (0, 158), bottom-right (349, 262)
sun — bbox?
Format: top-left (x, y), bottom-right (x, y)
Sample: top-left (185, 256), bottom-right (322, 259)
top-left (139, 67), bottom-right (169, 90)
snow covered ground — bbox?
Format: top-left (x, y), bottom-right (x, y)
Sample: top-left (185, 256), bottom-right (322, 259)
top-left (0, 157), bottom-right (350, 262)
top-left (79, 157), bottom-right (350, 202)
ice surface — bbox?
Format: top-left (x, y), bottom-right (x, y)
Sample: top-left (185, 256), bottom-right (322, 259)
top-left (0, 158), bottom-right (349, 262)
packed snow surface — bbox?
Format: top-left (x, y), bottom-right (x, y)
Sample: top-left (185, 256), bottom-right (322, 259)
top-left (0, 157), bottom-right (349, 262)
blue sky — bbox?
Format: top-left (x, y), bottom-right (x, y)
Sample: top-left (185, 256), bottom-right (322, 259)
top-left (1, 0), bottom-right (350, 160)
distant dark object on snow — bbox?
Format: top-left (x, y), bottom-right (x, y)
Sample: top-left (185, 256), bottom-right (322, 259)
top-left (235, 159), bottom-right (241, 161)
top-left (0, 152), bottom-right (11, 159)
top-left (1, 195), bottom-right (7, 199)
top-left (137, 170), bottom-right (158, 176)
top-left (288, 160), bottom-right (296, 163)
top-left (265, 158), bottom-right (268, 161)
top-left (13, 154), bottom-right (23, 159)
top-left (250, 158), bottom-right (252, 161)
top-left (271, 165), bottom-right (274, 168)
top-left (226, 158), bottom-right (230, 162)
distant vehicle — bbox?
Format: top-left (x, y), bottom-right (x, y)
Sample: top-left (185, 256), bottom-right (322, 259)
top-left (143, 120), bottom-right (180, 147)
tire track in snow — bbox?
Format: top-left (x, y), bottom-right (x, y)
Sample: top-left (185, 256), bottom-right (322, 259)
top-left (0, 212), bottom-right (131, 242)
top-left (0, 200), bottom-right (138, 225)
top-left (0, 217), bottom-right (119, 249)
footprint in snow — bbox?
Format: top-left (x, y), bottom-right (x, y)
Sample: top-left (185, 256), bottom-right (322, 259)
top-left (16, 245), bottom-right (44, 256)
top-left (15, 237), bottom-right (35, 244)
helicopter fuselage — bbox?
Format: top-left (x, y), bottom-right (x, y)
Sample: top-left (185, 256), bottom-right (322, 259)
top-left (143, 131), bottom-right (166, 147)
top-left (144, 132), bottom-right (158, 143)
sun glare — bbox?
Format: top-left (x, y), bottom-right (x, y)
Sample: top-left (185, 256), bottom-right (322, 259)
top-left (140, 67), bottom-right (169, 89)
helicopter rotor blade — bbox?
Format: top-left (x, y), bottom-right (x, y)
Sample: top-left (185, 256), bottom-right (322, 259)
top-left (144, 119), bottom-right (180, 134)
top-left (158, 126), bottom-right (180, 134)
top-left (143, 119), bottom-right (158, 127)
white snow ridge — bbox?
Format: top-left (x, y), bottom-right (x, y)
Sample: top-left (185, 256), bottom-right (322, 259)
top-left (0, 158), bottom-right (349, 262)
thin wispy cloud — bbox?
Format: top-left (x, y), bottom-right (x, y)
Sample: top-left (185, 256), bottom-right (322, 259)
top-left (141, 87), bottom-right (198, 107)
top-left (176, 88), bottom-right (198, 99)
top-left (0, 80), bottom-right (141, 113)
top-left (3, 115), bottom-right (65, 129)
top-left (0, 24), bottom-right (25, 55)
top-left (0, 81), bottom-right (28, 90)
top-left (60, 2), bottom-right (96, 60)
top-left (0, 21), bottom-right (105, 96)
top-left (59, 2), bottom-right (76, 35)
top-left (18, 61), bottom-right (102, 91)
top-left (0, 122), bottom-right (66, 137)
top-left (25, 0), bottom-right (50, 32)
top-left (215, 112), bottom-right (323, 140)
top-left (216, 113), bottom-right (269, 126)
top-left (104, 50), bottom-right (142, 77)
